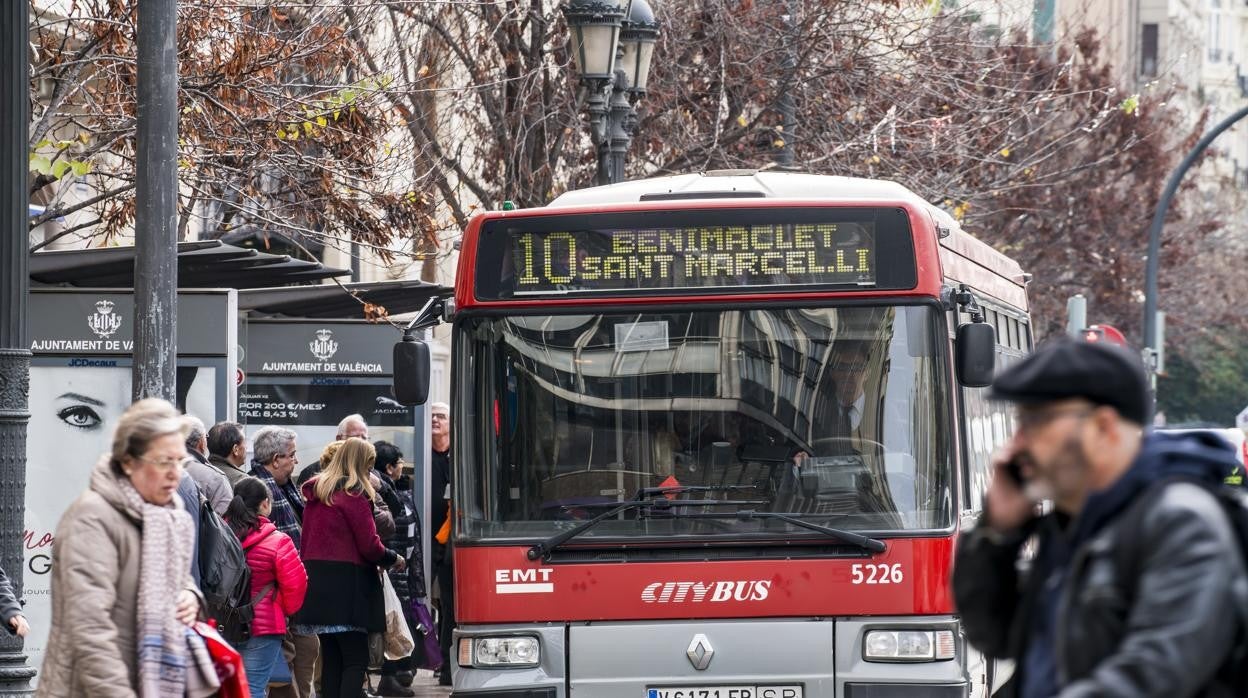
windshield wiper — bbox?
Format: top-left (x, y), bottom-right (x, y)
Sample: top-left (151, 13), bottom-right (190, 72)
top-left (526, 497), bottom-right (766, 561)
top-left (670, 510), bottom-right (887, 553)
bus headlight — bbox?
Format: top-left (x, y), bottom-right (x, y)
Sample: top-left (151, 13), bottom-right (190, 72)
top-left (458, 636), bottom-right (541, 668)
top-left (863, 629), bottom-right (955, 662)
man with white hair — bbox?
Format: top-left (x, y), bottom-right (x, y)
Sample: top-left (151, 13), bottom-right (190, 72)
top-left (249, 425), bottom-right (317, 698)
top-left (181, 414), bottom-right (232, 515)
top-left (249, 426), bottom-right (304, 547)
top-left (429, 401), bottom-right (454, 686)
top-left (429, 402), bottom-right (451, 538)
top-left (297, 414), bottom-right (370, 486)
top-left (337, 413), bottom-right (369, 440)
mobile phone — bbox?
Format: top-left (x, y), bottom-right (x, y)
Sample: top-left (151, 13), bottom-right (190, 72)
top-left (1001, 458), bottom-right (1026, 487)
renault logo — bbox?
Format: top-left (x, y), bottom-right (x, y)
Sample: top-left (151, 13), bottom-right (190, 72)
top-left (686, 633), bottom-right (714, 671)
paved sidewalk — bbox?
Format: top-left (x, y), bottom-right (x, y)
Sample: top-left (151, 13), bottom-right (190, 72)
top-left (369, 669), bottom-right (451, 697)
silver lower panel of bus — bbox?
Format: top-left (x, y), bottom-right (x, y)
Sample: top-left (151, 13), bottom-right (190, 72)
top-left (451, 616), bottom-right (978, 698)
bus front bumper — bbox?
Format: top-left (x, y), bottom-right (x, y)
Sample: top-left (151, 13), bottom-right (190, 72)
top-left (450, 616), bottom-right (975, 698)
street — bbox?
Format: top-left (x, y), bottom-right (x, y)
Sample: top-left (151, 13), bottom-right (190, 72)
top-left (385, 671), bottom-right (449, 697)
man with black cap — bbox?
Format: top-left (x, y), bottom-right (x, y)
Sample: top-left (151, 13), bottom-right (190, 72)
top-left (952, 339), bottom-right (1248, 698)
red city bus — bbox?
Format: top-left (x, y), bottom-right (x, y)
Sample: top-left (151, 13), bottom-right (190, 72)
top-left (404, 171), bottom-right (1030, 698)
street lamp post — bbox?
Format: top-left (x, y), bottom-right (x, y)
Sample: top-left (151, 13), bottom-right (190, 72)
top-left (1141, 103), bottom-right (1248, 382)
top-left (0, 2), bottom-right (37, 692)
top-left (563, 0), bottom-right (660, 186)
top-left (133, 0), bottom-right (179, 402)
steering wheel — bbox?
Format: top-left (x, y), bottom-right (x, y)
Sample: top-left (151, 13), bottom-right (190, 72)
top-left (804, 436), bottom-right (886, 459)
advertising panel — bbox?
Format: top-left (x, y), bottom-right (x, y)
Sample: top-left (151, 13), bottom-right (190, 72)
top-left (240, 320), bottom-right (431, 586)
top-left (239, 379), bottom-right (418, 466)
top-left (22, 289), bottom-right (235, 676)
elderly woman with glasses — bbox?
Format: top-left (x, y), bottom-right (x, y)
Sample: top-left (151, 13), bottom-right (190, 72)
top-left (37, 398), bottom-right (209, 698)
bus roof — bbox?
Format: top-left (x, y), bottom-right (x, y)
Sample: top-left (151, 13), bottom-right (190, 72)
top-left (548, 170), bottom-right (922, 208)
top-left (548, 171), bottom-right (1028, 310)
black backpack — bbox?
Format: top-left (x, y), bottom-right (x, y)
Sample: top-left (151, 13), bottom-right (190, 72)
top-left (1114, 478), bottom-right (1248, 694)
top-left (210, 526), bottom-right (280, 645)
top-left (197, 496), bottom-right (251, 611)
top-left (214, 579), bottom-right (274, 645)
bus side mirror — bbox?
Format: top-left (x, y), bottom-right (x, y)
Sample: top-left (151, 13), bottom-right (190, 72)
top-left (393, 338), bottom-right (431, 406)
top-left (956, 323), bottom-right (995, 388)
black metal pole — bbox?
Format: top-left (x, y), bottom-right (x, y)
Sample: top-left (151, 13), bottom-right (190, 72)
top-left (586, 81), bottom-right (611, 186)
top-left (1141, 104), bottom-right (1248, 365)
top-left (596, 138), bottom-right (612, 186)
top-left (0, 1), bottom-right (38, 691)
top-left (133, 0), bottom-right (179, 402)
top-left (776, 0), bottom-right (797, 168)
top-left (606, 70), bottom-right (633, 184)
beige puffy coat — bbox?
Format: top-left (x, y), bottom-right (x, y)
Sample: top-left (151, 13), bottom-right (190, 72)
top-left (35, 457), bottom-right (195, 697)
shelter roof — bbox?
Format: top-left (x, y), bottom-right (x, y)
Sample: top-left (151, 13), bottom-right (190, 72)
top-left (238, 279), bottom-right (450, 319)
top-left (29, 240), bottom-right (349, 289)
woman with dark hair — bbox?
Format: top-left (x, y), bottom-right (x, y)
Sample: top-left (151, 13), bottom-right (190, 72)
top-left (225, 476), bottom-right (308, 697)
top-left (372, 444), bottom-right (410, 557)
top-left (296, 438), bottom-right (403, 698)
top-left (372, 441), bottom-right (424, 695)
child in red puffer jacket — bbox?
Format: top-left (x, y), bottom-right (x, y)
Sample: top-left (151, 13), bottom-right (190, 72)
top-left (226, 476), bottom-right (308, 697)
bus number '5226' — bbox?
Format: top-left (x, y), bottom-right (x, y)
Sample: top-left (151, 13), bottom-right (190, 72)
top-left (851, 563), bottom-right (903, 584)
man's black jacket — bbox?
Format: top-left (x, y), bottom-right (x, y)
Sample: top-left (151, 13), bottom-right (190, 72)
top-left (953, 431), bottom-right (1248, 698)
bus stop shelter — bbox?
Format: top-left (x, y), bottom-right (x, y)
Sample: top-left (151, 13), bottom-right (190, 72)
top-left (24, 242), bottom-right (451, 670)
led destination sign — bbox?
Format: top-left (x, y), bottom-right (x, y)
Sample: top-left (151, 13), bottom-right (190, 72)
top-left (474, 208), bottom-right (918, 299)
top-left (507, 223), bottom-right (874, 295)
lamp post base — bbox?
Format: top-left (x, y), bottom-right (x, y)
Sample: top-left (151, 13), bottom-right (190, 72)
top-left (0, 1), bottom-right (36, 690)
top-left (0, 652), bottom-right (36, 696)
top-left (0, 350), bottom-right (34, 696)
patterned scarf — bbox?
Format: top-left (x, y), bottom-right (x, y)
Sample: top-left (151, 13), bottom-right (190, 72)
top-left (250, 460), bottom-right (305, 550)
top-left (117, 479), bottom-right (200, 698)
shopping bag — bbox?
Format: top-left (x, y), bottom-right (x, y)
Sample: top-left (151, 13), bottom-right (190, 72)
top-left (191, 620), bottom-right (250, 698)
top-left (410, 598), bottom-right (443, 671)
top-left (382, 572), bottom-right (415, 660)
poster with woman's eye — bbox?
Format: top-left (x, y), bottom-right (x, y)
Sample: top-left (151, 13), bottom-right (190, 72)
top-left (21, 363), bottom-right (217, 671)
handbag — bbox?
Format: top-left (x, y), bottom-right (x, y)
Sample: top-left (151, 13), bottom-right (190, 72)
top-left (190, 620), bottom-right (249, 698)
top-left (410, 597), bottom-right (443, 670)
top-left (382, 572), bottom-right (415, 660)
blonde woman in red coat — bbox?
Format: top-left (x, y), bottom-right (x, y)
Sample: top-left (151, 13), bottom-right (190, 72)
top-left (226, 476), bottom-right (309, 697)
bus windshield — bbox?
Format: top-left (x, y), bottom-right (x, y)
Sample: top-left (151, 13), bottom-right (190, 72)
top-left (457, 304), bottom-right (953, 542)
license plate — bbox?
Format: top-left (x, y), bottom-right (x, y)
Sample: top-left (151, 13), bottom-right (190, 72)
top-left (647, 687), bottom-right (803, 698)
